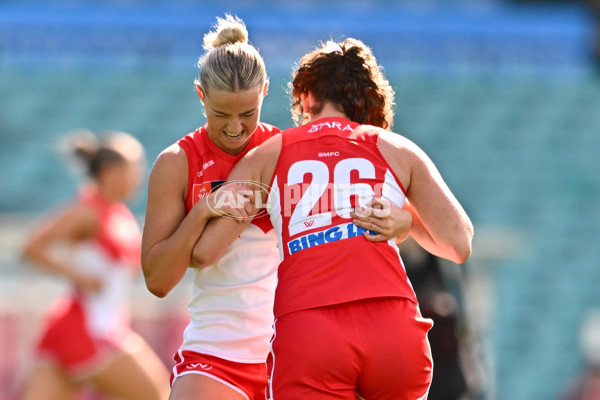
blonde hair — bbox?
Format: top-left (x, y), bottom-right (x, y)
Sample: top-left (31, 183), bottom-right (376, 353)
top-left (196, 14), bottom-right (267, 94)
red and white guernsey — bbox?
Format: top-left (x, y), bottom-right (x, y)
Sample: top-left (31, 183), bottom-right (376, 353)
top-left (267, 117), bottom-right (417, 319)
top-left (178, 123), bottom-right (281, 363)
top-left (71, 188), bottom-right (141, 339)
top-left (37, 188), bottom-right (141, 372)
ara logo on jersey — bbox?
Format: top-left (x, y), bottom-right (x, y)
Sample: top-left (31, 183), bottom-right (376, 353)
top-left (192, 180), bottom-right (226, 204)
top-left (287, 222), bottom-right (378, 255)
top-left (307, 120), bottom-right (354, 133)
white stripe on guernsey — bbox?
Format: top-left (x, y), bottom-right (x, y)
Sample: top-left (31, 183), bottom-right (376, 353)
top-left (381, 167), bottom-right (418, 296)
top-left (268, 176), bottom-right (284, 262)
top-left (173, 371), bottom-right (250, 400)
top-left (381, 168), bottom-right (405, 207)
top-left (267, 319), bottom-right (278, 400)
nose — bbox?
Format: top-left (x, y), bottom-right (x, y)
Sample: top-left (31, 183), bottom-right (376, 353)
top-left (227, 118), bottom-right (243, 135)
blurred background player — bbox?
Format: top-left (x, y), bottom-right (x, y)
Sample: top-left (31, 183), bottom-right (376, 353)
top-left (19, 129), bottom-right (170, 400)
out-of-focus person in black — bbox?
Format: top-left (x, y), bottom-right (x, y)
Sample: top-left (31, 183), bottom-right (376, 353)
top-left (399, 236), bottom-right (486, 400)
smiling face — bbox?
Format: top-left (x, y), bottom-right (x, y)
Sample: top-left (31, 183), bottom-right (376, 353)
top-left (198, 83), bottom-right (268, 156)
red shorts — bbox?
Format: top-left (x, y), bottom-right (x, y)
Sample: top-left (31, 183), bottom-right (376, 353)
top-left (171, 350), bottom-right (268, 400)
top-left (36, 297), bottom-right (137, 378)
top-left (267, 297), bottom-right (433, 400)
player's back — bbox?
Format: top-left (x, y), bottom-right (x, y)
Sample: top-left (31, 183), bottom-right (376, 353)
top-left (268, 117), bottom-right (417, 319)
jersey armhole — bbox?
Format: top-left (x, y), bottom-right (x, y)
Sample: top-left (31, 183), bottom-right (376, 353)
top-left (385, 166), bottom-right (407, 196)
top-left (376, 131), bottom-right (408, 196)
top-left (265, 134), bottom-right (284, 191)
top-left (177, 135), bottom-right (200, 211)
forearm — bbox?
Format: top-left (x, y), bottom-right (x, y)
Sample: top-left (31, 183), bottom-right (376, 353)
top-left (142, 203), bottom-right (211, 297)
top-left (189, 178), bottom-right (260, 267)
top-left (190, 217), bottom-right (250, 268)
top-left (190, 230), bottom-right (228, 268)
top-left (23, 246), bottom-right (81, 283)
top-left (406, 201), bottom-right (472, 264)
top-left (402, 202), bottom-right (436, 250)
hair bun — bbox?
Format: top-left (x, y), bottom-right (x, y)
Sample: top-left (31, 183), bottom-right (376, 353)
top-left (203, 14), bottom-right (249, 50)
top-left (62, 129), bottom-right (99, 164)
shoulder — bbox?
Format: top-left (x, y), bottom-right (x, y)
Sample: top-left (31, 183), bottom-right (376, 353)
top-left (148, 143), bottom-right (189, 193)
top-left (376, 128), bottom-right (422, 157)
top-left (252, 122), bottom-right (282, 146)
top-left (71, 201), bottom-right (102, 221)
top-left (247, 134), bottom-right (282, 161)
top-left (50, 201), bottom-right (102, 239)
top-left (376, 128), bottom-right (434, 188)
top-left (278, 124), bottom-right (311, 147)
top-left (177, 127), bottom-right (203, 143)
top-left (153, 143), bottom-right (188, 173)
top-left (176, 128), bottom-right (205, 156)
top-left (256, 122), bottom-right (281, 135)
top-left (229, 134), bottom-right (281, 183)
top-left (281, 124), bottom-right (307, 136)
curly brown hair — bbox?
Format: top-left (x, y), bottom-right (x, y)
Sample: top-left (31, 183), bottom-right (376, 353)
top-left (289, 38), bottom-right (395, 130)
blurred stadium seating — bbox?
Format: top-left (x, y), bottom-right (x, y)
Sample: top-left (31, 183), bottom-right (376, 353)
top-left (1, 1), bottom-right (599, 399)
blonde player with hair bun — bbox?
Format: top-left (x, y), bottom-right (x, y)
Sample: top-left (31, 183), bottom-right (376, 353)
top-left (142, 14), bottom-right (280, 400)
top-left (142, 16), bottom-right (414, 400)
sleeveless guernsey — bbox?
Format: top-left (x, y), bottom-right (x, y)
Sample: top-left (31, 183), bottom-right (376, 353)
top-left (37, 188), bottom-right (141, 371)
top-left (72, 188), bottom-right (140, 338)
top-left (178, 123), bottom-right (281, 363)
top-left (267, 117), bottom-right (417, 319)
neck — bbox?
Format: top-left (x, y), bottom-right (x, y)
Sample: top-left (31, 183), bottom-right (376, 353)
top-left (308, 102), bottom-right (347, 122)
top-left (91, 182), bottom-right (120, 204)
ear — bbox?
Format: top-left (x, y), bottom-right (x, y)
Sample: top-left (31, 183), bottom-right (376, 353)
top-left (262, 81), bottom-right (269, 97)
top-left (195, 84), bottom-right (205, 101)
top-left (300, 91), bottom-right (312, 113)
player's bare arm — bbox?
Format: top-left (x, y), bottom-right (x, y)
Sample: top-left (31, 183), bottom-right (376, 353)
top-left (377, 130), bottom-right (473, 263)
top-left (23, 204), bottom-right (103, 293)
top-left (230, 133), bottom-right (282, 191)
top-left (191, 134), bottom-right (283, 266)
top-left (141, 144), bottom-right (214, 297)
